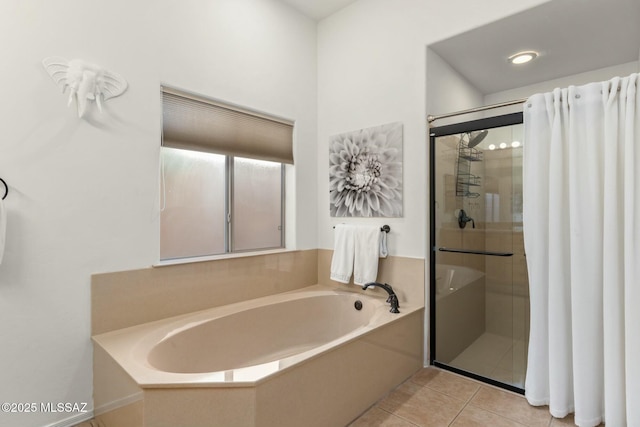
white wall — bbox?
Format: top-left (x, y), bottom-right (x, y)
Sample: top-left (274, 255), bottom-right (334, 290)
top-left (485, 60), bottom-right (640, 111)
top-left (316, 0), bottom-right (549, 258)
top-left (426, 48), bottom-right (484, 125)
top-left (0, 1), bottom-right (317, 426)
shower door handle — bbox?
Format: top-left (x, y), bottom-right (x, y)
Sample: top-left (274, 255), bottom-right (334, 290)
top-left (437, 247), bottom-right (514, 257)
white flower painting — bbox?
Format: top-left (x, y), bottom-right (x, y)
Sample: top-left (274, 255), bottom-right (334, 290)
top-left (329, 122), bottom-right (403, 217)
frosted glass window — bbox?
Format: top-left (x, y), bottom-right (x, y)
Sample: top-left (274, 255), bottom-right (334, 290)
top-left (160, 148), bottom-right (226, 259)
top-left (232, 158), bottom-right (283, 251)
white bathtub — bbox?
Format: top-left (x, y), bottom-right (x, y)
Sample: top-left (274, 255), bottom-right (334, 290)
top-left (93, 284), bottom-right (423, 427)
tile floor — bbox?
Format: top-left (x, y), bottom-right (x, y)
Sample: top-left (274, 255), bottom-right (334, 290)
top-left (449, 333), bottom-right (527, 389)
top-left (349, 367), bottom-right (601, 427)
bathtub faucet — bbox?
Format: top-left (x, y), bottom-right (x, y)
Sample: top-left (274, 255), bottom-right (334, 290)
top-left (362, 282), bottom-right (400, 313)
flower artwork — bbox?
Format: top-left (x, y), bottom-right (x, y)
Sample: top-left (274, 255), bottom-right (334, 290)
top-left (329, 122), bottom-right (403, 217)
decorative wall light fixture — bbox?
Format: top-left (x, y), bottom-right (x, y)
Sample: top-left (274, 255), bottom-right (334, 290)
top-left (42, 57), bottom-right (128, 118)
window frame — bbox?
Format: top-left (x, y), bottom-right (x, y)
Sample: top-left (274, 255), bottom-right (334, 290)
top-left (160, 149), bottom-right (286, 261)
top-left (226, 155), bottom-right (286, 254)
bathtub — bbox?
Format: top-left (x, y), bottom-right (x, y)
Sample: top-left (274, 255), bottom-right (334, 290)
top-left (93, 284), bottom-right (423, 427)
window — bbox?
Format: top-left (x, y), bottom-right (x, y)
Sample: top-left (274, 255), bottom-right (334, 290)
top-left (160, 87), bottom-right (292, 260)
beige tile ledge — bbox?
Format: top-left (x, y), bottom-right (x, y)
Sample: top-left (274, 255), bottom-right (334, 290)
top-left (317, 249), bottom-right (425, 305)
top-left (92, 249), bottom-right (318, 335)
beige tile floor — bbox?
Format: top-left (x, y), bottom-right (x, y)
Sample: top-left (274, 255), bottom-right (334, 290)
top-left (349, 367), bottom-right (602, 427)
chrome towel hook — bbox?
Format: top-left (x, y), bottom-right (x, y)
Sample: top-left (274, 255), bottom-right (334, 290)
top-left (0, 177), bottom-right (7, 200)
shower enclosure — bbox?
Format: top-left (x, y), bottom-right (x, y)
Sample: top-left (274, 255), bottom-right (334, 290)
top-left (429, 113), bottom-right (528, 393)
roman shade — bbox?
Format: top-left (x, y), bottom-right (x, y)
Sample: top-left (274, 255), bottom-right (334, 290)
top-left (162, 87), bottom-right (294, 164)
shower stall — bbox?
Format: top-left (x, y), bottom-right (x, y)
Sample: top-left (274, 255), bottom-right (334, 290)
top-left (429, 112), bottom-right (528, 393)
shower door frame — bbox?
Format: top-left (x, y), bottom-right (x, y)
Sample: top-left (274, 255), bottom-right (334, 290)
top-left (429, 112), bottom-right (524, 394)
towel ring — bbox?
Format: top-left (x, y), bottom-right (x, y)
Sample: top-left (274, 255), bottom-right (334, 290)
top-left (0, 177), bottom-right (7, 200)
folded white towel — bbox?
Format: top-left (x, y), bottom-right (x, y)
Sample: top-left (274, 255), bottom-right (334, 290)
top-left (330, 224), bottom-right (355, 283)
top-left (331, 225), bottom-right (386, 285)
top-left (353, 225), bottom-right (380, 285)
top-left (0, 198), bottom-right (6, 265)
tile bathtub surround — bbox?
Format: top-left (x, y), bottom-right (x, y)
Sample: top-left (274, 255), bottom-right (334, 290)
top-left (92, 249), bottom-right (318, 335)
top-left (93, 249), bottom-right (423, 335)
top-left (349, 367), bottom-right (603, 427)
top-left (317, 249), bottom-right (425, 307)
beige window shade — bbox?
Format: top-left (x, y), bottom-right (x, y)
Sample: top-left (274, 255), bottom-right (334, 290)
top-left (162, 87), bottom-right (294, 164)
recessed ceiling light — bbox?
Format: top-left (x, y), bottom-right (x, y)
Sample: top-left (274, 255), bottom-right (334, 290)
top-left (499, 142), bottom-right (508, 149)
top-left (508, 51), bottom-right (538, 65)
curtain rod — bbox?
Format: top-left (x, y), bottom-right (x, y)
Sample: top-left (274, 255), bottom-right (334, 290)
top-left (427, 98), bottom-right (527, 124)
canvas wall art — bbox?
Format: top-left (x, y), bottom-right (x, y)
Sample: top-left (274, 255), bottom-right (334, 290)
top-left (329, 122), bottom-right (403, 217)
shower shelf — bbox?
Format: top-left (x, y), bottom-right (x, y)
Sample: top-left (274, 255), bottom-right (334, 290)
top-left (456, 140), bottom-right (483, 198)
top-left (458, 146), bottom-right (483, 161)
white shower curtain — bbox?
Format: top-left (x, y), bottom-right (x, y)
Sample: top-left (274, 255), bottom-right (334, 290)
top-left (523, 73), bottom-right (640, 427)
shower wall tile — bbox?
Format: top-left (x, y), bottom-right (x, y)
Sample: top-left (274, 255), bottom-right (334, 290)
top-left (512, 296), bottom-right (528, 341)
top-left (486, 290), bottom-right (514, 337)
top-left (513, 232), bottom-right (524, 254)
top-left (439, 227), bottom-right (462, 245)
top-left (463, 251), bottom-right (485, 273)
top-left (436, 278), bottom-right (485, 363)
top-left (462, 230), bottom-right (485, 251)
top-left (513, 254), bottom-right (529, 290)
top-left (439, 251), bottom-right (464, 269)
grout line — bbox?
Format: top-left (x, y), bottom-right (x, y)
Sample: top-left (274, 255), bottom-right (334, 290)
top-left (467, 386), bottom-right (551, 427)
top-left (466, 402), bottom-right (530, 427)
top-left (468, 384), bottom-right (482, 402)
top-left (377, 407), bottom-right (421, 427)
top-left (447, 399), bottom-right (469, 426)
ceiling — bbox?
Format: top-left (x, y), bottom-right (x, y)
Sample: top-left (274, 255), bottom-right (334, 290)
top-left (429, 0), bottom-right (640, 94)
top-left (278, 0), bottom-right (639, 93)
top-left (278, 0), bottom-right (359, 20)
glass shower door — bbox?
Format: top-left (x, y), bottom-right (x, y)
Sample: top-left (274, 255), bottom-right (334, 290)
top-left (429, 113), bottom-right (528, 392)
